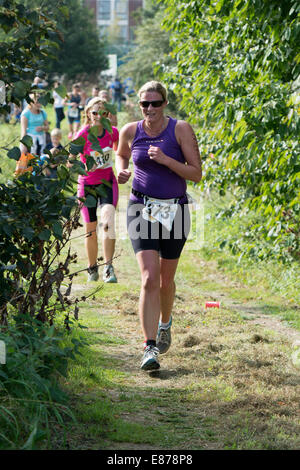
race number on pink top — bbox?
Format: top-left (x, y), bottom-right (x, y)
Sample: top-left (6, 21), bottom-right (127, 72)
top-left (75, 124), bottom-right (119, 185)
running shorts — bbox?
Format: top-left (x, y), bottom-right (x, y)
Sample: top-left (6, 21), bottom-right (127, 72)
top-left (68, 115), bottom-right (81, 124)
top-left (78, 182), bottom-right (117, 223)
top-left (127, 199), bottom-right (190, 260)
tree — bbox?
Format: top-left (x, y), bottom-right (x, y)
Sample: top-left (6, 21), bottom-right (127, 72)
top-left (0, 0), bottom-right (67, 113)
top-left (0, 0), bottom-right (100, 324)
top-left (39, 0), bottom-right (108, 79)
top-left (0, 0), bottom-right (86, 447)
top-left (118, 0), bottom-right (180, 112)
top-left (161, 0), bottom-right (300, 260)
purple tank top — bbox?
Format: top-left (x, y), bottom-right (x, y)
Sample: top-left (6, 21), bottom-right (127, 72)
top-left (130, 116), bottom-right (187, 201)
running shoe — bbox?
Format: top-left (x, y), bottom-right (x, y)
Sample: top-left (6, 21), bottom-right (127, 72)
top-left (141, 345), bottom-right (160, 371)
top-left (87, 265), bottom-right (99, 282)
top-left (156, 317), bottom-right (172, 354)
top-left (103, 264), bottom-right (117, 283)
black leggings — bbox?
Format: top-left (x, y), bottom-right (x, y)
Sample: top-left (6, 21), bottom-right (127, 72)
top-left (55, 107), bottom-right (65, 128)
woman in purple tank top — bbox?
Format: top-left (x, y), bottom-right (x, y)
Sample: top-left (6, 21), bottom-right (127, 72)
top-left (116, 81), bottom-right (202, 371)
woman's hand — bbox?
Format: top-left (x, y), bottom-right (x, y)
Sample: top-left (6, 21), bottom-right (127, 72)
top-left (117, 169), bottom-right (131, 184)
top-left (36, 120), bottom-right (49, 133)
top-left (148, 145), bottom-right (168, 165)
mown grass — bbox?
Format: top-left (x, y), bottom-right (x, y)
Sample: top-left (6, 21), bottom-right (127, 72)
top-left (47, 183), bottom-right (300, 451)
top-left (191, 187), bottom-right (300, 330)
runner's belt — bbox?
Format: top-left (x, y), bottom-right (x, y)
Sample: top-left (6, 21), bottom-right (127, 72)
top-left (131, 188), bottom-right (185, 204)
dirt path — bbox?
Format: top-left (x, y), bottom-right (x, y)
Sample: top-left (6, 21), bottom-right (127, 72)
top-left (61, 190), bottom-right (300, 450)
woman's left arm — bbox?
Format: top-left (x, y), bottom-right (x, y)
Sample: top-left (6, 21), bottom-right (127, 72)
top-left (149, 120), bottom-right (202, 183)
top-left (41, 119), bottom-right (49, 132)
top-left (43, 119), bottom-right (49, 132)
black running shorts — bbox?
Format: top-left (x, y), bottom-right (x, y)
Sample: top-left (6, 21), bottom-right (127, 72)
top-left (127, 199), bottom-right (190, 260)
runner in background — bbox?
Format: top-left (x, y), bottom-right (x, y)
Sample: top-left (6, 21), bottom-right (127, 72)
top-left (79, 85), bottom-right (88, 111)
top-left (68, 97), bottom-right (119, 283)
top-left (65, 83), bottom-right (82, 139)
top-left (110, 77), bottom-right (123, 112)
top-left (99, 89), bottom-right (118, 127)
top-left (32, 70), bottom-right (48, 90)
top-left (116, 81), bottom-right (202, 371)
top-left (86, 86), bottom-right (100, 106)
top-left (53, 80), bottom-right (65, 129)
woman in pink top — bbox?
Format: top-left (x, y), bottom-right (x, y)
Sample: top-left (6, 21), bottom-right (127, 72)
top-left (70, 97), bottom-right (119, 283)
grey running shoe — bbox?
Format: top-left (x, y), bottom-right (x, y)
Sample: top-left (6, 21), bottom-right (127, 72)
top-left (103, 264), bottom-right (117, 283)
top-left (87, 265), bottom-right (99, 282)
top-left (156, 317), bottom-right (172, 354)
top-left (141, 345), bottom-right (160, 371)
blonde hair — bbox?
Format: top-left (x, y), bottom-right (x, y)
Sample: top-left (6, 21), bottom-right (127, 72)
top-left (51, 128), bottom-right (62, 138)
top-left (84, 97), bottom-right (108, 125)
top-left (138, 81), bottom-right (168, 102)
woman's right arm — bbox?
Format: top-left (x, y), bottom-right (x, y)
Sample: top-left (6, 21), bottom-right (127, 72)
top-left (115, 123), bottom-right (136, 184)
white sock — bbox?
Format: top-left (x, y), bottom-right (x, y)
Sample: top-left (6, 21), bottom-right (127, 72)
top-left (159, 318), bottom-right (172, 329)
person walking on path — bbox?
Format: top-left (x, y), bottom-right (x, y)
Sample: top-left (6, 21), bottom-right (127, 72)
top-left (65, 83), bottom-right (82, 140)
top-left (116, 81), bottom-right (202, 371)
top-left (99, 89), bottom-right (118, 127)
top-left (32, 70), bottom-right (48, 90)
top-left (86, 86), bottom-right (100, 106)
top-left (20, 92), bottom-right (49, 157)
top-left (110, 77), bottom-right (123, 112)
top-left (53, 81), bottom-right (65, 129)
top-left (68, 97), bottom-right (119, 283)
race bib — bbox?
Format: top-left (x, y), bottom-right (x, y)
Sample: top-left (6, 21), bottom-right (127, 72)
top-left (68, 107), bottom-right (79, 118)
top-left (90, 146), bottom-right (113, 170)
top-left (142, 197), bottom-right (178, 231)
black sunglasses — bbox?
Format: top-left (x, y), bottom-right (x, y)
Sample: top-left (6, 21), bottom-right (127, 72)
top-left (91, 111), bottom-right (108, 116)
top-left (139, 100), bottom-right (164, 108)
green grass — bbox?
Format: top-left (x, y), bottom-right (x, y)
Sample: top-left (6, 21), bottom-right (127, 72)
top-left (190, 187), bottom-right (300, 329)
top-left (50, 209), bottom-right (300, 450)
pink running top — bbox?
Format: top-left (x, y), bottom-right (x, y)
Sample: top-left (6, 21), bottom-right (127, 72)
top-left (75, 124), bottom-right (119, 185)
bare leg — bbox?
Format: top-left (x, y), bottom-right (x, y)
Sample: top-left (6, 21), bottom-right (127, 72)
top-left (100, 204), bottom-right (116, 264)
top-left (159, 258), bottom-right (179, 323)
top-left (85, 221), bottom-right (98, 267)
top-left (136, 250), bottom-right (160, 341)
